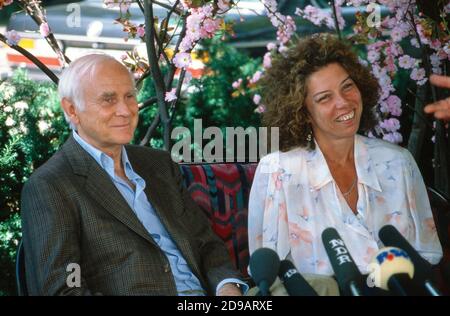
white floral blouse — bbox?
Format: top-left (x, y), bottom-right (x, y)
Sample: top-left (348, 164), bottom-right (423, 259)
top-left (248, 135), bottom-right (443, 275)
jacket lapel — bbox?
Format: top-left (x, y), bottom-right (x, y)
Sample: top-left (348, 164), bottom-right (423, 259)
top-left (62, 136), bottom-right (157, 246)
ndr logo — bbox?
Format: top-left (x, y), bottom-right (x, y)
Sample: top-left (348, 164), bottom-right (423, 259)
top-left (375, 248), bottom-right (410, 264)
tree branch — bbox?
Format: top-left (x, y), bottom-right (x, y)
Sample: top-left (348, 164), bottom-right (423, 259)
top-left (408, 10), bottom-right (437, 103)
top-left (169, 69), bottom-right (185, 123)
top-left (138, 96), bottom-right (157, 111)
top-left (17, 0), bottom-right (71, 65)
top-left (151, 0), bottom-right (183, 15)
top-left (139, 113), bottom-right (161, 146)
top-left (144, 0), bottom-right (170, 148)
top-left (165, 18), bottom-right (187, 88)
top-left (0, 34), bottom-right (59, 84)
top-left (331, 0), bottom-right (342, 40)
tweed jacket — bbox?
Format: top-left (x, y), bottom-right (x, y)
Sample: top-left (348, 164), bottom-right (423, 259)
top-left (21, 135), bottom-right (241, 295)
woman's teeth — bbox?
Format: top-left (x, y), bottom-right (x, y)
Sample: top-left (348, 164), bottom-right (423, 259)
top-left (336, 110), bottom-right (355, 122)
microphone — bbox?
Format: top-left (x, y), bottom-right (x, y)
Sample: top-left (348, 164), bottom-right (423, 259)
top-left (379, 225), bottom-right (442, 296)
top-left (249, 248), bottom-right (280, 296)
top-left (322, 227), bottom-right (365, 296)
top-left (278, 260), bottom-right (318, 296)
top-left (369, 247), bottom-right (422, 296)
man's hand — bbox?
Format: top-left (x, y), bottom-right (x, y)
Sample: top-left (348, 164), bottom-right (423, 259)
top-left (217, 283), bottom-right (243, 296)
top-left (424, 74), bottom-right (450, 121)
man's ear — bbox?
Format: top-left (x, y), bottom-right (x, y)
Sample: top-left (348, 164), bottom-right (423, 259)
top-left (61, 98), bottom-right (80, 126)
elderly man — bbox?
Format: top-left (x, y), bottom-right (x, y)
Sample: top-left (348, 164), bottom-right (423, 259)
top-left (21, 54), bottom-right (246, 296)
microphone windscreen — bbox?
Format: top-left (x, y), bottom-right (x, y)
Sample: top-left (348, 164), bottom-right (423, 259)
top-left (322, 227), bottom-right (363, 292)
top-left (249, 248), bottom-right (280, 292)
top-left (369, 247), bottom-right (414, 290)
top-left (278, 260), bottom-right (318, 296)
top-left (378, 225), bottom-right (432, 282)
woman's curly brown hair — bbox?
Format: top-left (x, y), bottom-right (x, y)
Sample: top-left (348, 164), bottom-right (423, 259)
top-left (261, 33), bottom-right (380, 152)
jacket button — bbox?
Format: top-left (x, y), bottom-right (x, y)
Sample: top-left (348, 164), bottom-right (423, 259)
top-left (164, 264), bottom-right (170, 273)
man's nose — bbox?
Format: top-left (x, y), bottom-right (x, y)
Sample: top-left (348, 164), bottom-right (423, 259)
top-left (115, 99), bottom-right (132, 116)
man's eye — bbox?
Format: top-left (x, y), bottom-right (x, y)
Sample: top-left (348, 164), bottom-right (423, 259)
top-left (104, 97), bottom-right (115, 103)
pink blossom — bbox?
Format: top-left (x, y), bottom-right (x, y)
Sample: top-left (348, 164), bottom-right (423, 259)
top-left (443, 44), bottom-right (450, 58)
top-left (277, 15), bottom-right (296, 44)
top-left (430, 39), bottom-right (441, 50)
top-left (278, 45), bottom-right (288, 55)
top-left (416, 23), bottom-right (430, 45)
top-left (202, 18), bottom-right (220, 35)
top-left (380, 118), bottom-right (400, 132)
top-left (266, 42), bottom-right (277, 51)
top-left (232, 78), bottom-right (242, 89)
top-left (381, 16), bottom-right (396, 29)
top-left (179, 37), bottom-right (193, 52)
top-left (5, 30), bottom-right (21, 46)
top-left (187, 14), bottom-right (201, 29)
top-left (416, 78), bottom-right (428, 86)
top-left (410, 68), bottom-right (426, 82)
top-left (39, 22), bottom-right (50, 37)
top-left (165, 88), bottom-right (177, 102)
top-left (383, 132), bottom-right (403, 144)
top-left (254, 104), bottom-right (266, 114)
top-left (390, 27), bottom-right (404, 42)
top-left (367, 50), bottom-right (380, 63)
top-left (253, 94), bottom-right (261, 105)
top-left (186, 23), bottom-right (201, 42)
top-left (445, 3), bottom-right (450, 13)
top-left (250, 71), bottom-right (263, 84)
top-left (386, 95), bottom-right (402, 116)
top-left (398, 55), bottom-right (415, 69)
top-left (217, 0), bottom-right (231, 13)
top-left (180, 0), bottom-right (192, 10)
top-left (297, 5), bottom-right (335, 29)
top-left (119, 1), bottom-right (131, 14)
top-left (136, 26), bottom-right (145, 38)
top-left (430, 53), bottom-right (441, 74)
top-left (200, 3), bottom-right (214, 17)
top-left (385, 54), bottom-right (397, 73)
top-left (173, 52), bottom-right (192, 69)
top-left (367, 41), bottom-right (385, 51)
top-left (410, 38), bottom-right (420, 48)
top-left (263, 52), bottom-right (272, 69)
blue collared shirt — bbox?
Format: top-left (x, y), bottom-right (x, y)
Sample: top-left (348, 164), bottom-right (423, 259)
top-left (73, 132), bottom-right (247, 295)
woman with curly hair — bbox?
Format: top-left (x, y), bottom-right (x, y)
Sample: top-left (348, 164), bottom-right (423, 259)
top-left (248, 34), bottom-right (442, 295)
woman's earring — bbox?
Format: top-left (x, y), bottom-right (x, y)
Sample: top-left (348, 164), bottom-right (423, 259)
top-left (306, 130), bottom-right (312, 142)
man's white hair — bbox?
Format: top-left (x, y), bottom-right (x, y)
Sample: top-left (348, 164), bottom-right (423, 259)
top-left (58, 53), bottom-right (135, 130)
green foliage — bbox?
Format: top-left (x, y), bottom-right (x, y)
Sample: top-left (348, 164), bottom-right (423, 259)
top-left (180, 38), bottom-right (261, 130)
top-left (0, 213), bottom-right (21, 296)
top-left (0, 69), bottom-right (69, 295)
